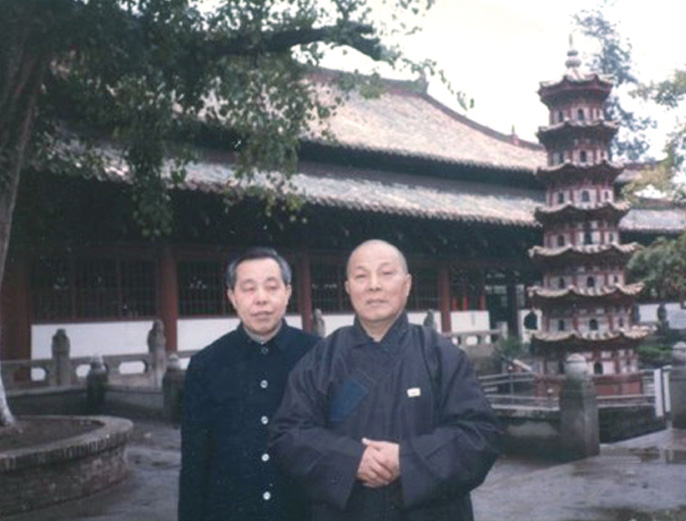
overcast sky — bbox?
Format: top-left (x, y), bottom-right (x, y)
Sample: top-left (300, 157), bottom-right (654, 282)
top-left (321, 0), bottom-right (686, 158)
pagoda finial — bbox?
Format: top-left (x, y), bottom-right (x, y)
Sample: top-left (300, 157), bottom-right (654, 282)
top-left (565, 34), bottom-right (581, 70)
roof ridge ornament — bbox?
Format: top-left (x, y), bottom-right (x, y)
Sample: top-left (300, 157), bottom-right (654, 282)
top-left (565, 34), bottom-right (582, 71)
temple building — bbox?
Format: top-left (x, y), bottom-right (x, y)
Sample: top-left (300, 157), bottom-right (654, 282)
top-left (529, 47), bottom-right (649, 393)
top-left (0, 68), bottom-right (680, 367)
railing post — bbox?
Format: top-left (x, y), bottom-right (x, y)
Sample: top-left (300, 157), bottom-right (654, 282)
top-left (86, 355), bottom-right (108, 414)
top-left (670, 342), bottom-right (686, 429)
top-left (148, 319), bottom-right (167, 387)
top-left (163, 354), bottom-right (184, 425)
top-left (559, 354), bottom-right (599, 460)
top-left (313, 308), bottom-right (326, 338)
top-left (51, 329), bottom-right (72, 386)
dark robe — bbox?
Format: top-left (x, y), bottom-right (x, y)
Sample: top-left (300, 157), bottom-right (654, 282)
top-left (269, 314), bottom-right (501, 521)
top-left (179, 323), bottom-right (318, 521)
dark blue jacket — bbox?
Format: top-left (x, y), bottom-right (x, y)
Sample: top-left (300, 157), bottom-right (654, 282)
top-left (179, 323), bottom-right (318, 521)
top-left (270, 314), bottom-right (501, 521)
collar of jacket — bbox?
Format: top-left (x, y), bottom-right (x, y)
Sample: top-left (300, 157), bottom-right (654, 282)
top-left (237, 319), bottom-right (290, 352)
top-left (351, 312), bottom-right (410, 350)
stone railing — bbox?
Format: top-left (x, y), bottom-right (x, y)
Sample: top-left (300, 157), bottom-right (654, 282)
top-left (1, 353), bottom-right (164, 390)
top-left (2, 321), bottom-right (169, 391)
top-left (445, 329), bottom-right (502, 348)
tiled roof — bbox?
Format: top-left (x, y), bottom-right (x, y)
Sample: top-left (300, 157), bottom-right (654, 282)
top-left (307, 73), bottom-right (546, 172)
top-left (530, 283), bottom-right (644, 303)
top-left (179, 157), bottom-right (543, 227)
top-left (530, 243), bottom-right (641, 259)
top-left (80, 140), bottom-right (683, 234)
top-left (620, 208), bottom-right (686, 235)
top-left (535, 201), bottom-right (630, 223)
top-left (532, 328), bottom-right (649, 347)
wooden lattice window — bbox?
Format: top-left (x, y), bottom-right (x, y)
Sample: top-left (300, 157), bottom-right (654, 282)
top-left (31, 257), bottom-right (156, 320)
top-left (31, 258), bottom-right (71, 320)
top-left (311, 262), bottom-right (349, 313)
top-left (178, 261), bottom-right (226, 316)
top-left (450, 268), bottom-right (484, 311)
top-left (408, 267), bottom-right (438, 312)
top-left (119, 260), bottom-right (157, 317)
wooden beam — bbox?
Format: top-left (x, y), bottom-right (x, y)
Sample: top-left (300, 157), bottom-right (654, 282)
top-left (0, 253), bottom-right (31, 360)
top-left (157, 244), bottom-right (178, 352)
top-left (297, 254), bottom-right (313, 332)
top-left (438, 262), bottom-right (452, 333)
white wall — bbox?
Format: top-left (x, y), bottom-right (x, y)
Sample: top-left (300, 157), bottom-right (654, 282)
top-left (177, 317), bottom-right (241, 353)
top-left (32, 321), bottom-right (152, 360)
top-left (638, 302), bottom-right (686, 328)
top-left (450, 310), bottom-right (490, 333)
top-left (29, 311), bottom-right (492, 362)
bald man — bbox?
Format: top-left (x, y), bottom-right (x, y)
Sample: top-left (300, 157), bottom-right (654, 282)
top-left (270, 240), bottom-right (500, 521)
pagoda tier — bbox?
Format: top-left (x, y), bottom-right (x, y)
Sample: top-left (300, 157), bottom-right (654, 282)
top-left (531, 329), bottom-right (648, 350)
top-left (530, 282), bottom-right (644, 308)
top-left (530, 243), bottom-right (641, 267)
top-left (536, 160), bottom-right (624, 185)
top-left (537, 120), bottom-right (618, 148)
top-left (537, 57), bottom-right (613, 107)
top-left (534, 201), bottom-right (630, 226)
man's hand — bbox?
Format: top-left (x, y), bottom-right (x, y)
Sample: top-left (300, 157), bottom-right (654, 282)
top-left (356, 438), bottom-right (400, 488)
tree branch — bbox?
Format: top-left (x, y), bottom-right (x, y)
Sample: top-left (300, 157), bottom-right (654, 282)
top-left (207, 21), bottom-right (382, 61)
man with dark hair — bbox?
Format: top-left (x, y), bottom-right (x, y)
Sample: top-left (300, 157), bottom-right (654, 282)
top-left (179, 247), bottom-right (318, 521)
top-left (270, 239), bottom-right (500, 521)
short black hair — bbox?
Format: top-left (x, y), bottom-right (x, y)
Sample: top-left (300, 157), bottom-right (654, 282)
top-left (225, 247), bottom-right (292, 290)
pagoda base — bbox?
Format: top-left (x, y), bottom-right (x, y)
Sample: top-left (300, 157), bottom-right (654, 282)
top-left (535, 372), bottom-right (644, 398)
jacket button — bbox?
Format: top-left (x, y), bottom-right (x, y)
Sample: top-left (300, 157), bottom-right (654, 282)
top-left (261, 415), bottom-right (269, 425)
top-left (260, 379), bottom-right (269, 389)
top-left (263, 491), bottom-right (271, 501)
top-left (261, 453), bottom-right (270, 462)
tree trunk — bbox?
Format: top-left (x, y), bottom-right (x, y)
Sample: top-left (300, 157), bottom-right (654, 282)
top-left (0, 3), bottom-right (54, 427)
top-left (0, 360), bottom-right (14, 426)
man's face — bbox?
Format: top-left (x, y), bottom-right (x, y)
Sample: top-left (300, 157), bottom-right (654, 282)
top-left (345, 242), bottom-right (412, 333)
top-left (228, 258), bottom-right (292, 339)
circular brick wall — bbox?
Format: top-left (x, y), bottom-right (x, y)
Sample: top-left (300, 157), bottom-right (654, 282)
top-left (0, 415), bottom-right (133, 516)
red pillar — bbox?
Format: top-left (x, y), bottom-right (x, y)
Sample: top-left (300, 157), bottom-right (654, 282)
top-left (297, 254), bottom-right (313, 332)
top-left (0, 253), bottom-right (31, 360)
top-left (438, 263), bottom-right (452, 333)
top-left (157, 245), bottom-right (178, 352)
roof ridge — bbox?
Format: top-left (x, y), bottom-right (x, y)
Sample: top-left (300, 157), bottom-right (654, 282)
top-left (418, 92), bottom-right (543, 152)
top-left (309, 67), bottom-right (543, 153)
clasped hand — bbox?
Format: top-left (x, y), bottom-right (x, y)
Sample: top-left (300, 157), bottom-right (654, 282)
top-left (356, 438), bottom-right (400, 488)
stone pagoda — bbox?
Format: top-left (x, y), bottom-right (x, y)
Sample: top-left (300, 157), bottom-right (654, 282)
top-left (529, 44), bottom-right (648, 394)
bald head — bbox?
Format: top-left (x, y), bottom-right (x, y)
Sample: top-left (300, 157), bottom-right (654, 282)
top-left (345, 240), bottom-right (408, 279)
top-left (344, 239), bottom-right (412, 340)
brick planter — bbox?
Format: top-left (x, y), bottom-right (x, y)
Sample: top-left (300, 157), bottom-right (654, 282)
top-left (0, 415), bottom-right (133, 517)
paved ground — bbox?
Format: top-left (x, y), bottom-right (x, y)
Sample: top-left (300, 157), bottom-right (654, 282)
top-left (6, 419), bottom-right (686, 521)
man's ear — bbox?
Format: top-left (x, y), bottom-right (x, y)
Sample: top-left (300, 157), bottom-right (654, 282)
top-left (405, 274), bottom-right (412, 297)
top-left (227, 289), bottom-right (236, 309)
top-left (344, 280), bottom-right (350, 295)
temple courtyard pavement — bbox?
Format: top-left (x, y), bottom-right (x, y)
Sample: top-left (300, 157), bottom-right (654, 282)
top-left (5, 418), bottom-right (686, 521)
